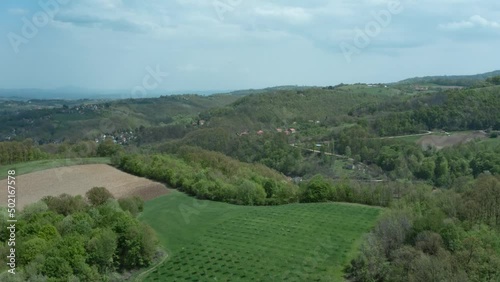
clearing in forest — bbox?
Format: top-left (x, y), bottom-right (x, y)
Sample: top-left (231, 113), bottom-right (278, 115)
top-left (417, 131), bottom-right (487, 149)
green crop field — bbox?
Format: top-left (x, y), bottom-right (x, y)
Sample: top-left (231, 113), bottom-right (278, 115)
top-left (139, 191), bottom-right (382, 281)
top-left (0, 157), bottom-right (110, 179)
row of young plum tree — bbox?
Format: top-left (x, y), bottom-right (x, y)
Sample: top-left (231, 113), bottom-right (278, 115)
top-left (346, 174), bottom-right (500, 281)
top-left (0, 188), bottom-right (157, 282)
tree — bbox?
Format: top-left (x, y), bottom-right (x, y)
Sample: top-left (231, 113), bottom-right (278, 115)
top-left (345, 146), bottom-right (352, 158)
top-left (416, 158), bottom-right (435, 181)
top-left (345, 233), bottom-right (389, 282)
top-left (414, 231), bottom-right (444, 255)
top-left (42, 194), bottom-right (88, 216)
top-left (300, 174), bottom-right (333, 203)
top-left (118, 196), bottom-right (144, 217)
top-left (97, 138), bottom-right (121, 157)
top-left (373, 211), bottom-right (412, 257)
top-left (18, 237), bottom-right (48, 265)
top-left (41, 257), bottom-right (73, 281)
top-left (86, 187), bottom-right (114, 206)
top-left (86, 228), bottom-right (117, 273)
top-left (409, 252), bottom-right (453, 282)
top-left (236, 180), bottom-right (266, 205)
top-left (115, 221), bottom-right (157, 270)
top-left (486, 76), bottom-right (500, 85)
top-left (434, 155), bottom-right (450, 187)
top-left (387, 246), bottom-right (420, 282)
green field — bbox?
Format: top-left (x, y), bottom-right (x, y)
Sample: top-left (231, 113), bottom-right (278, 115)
top-left (139, 192), bottom-right (382, 281)
top-left (478, 137), bottom-right (500, 147)
top-left (0, 157), bottom-right (110, 179)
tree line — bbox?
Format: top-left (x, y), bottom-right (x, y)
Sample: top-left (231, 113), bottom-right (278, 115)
top-left (114, 146), bottom-right (300, 206)
top-left (0, 138), bottom-right (123, 165)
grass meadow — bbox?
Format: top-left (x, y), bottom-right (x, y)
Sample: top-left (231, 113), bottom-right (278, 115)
top-left (0, 157), bottom-right (110, 179)
top-left (139, 191), bottom-right (382, 281)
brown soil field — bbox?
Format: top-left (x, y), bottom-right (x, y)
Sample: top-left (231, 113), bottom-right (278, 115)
top-left (0, 164), bottom-right (170, 210)
top-left (417, 131), bottom-right (487, 150)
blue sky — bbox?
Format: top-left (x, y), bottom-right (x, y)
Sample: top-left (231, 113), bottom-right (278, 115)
top-left (1, 0), bottom-right (499, 92)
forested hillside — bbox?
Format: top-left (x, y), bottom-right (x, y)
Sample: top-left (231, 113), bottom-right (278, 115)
top-left (398, 70), bottom-right (500, 86)
top-left (1, 74), bottom-right (499, 281)
top-left (353, 85), bottom-right (500, 136)
top-left (0, 94), bottom-right (239, 143)
top-left (203, 85), bottom-right (399, 131)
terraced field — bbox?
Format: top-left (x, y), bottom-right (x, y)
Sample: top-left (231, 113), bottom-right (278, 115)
top-left (140, 192), bottom-right (382, 281)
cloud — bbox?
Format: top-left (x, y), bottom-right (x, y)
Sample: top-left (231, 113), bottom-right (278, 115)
top-left (51, 0), bottom-right (162, 33)
top-left (2, 0), bottom-right (500, 90)
top-left (439, 15), bottom-right (500, 30)
top-left (8, 8), bottom-right (29, 16)
top-left (177, 64), bottom-right (202, 72)
top-left (53, 13), bottom-right (156, 33)
top-left (254, 6), bottom-right (312, 24)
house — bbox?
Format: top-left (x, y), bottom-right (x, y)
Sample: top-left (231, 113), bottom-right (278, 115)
top-left (414, 85), bottom-right (428, 91)
top-left (257, 130), bottom-right (264, 135)
top-left (289, 128), bottom-right (296, 134)
top-left (276, 128), bottom-right (283, 133)
top-left (344, 164), bottom-right (356, 170)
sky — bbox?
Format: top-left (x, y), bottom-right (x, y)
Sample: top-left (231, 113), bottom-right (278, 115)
top-left (0, 0), bottom-right (499, 93)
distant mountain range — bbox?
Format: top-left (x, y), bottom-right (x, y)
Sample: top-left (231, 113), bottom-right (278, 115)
top-left (397, 70), bottom-right (500, 86)
top-left (1, 70), bottom-right (499, 100)
top-left (0, 87), bottom-right (232, 101)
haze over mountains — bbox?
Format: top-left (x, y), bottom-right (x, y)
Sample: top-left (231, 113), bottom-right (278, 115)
top-left (0, 87), bottom-right (230, 100)
top-left (1, 70), bottom-right (499, 100)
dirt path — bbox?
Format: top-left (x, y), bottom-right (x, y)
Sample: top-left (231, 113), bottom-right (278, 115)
top-left (0, 164), bottom-right (170, 210)
top-left (134, 252), bottom-right (169, 281)
top-left (377, 131), bottom-right (433, 139)
top-left (290, 144), bottom-right (351, 160)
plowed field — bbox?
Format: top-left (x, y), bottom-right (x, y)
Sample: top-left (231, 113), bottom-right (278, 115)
top-left (0, 164), bottom-right (169, 210)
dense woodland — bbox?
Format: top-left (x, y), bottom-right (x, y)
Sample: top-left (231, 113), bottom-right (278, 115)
top-left (368, 87), bottom-right (500, 136)
top-left (1, 75), bottom-right (499, 281)
top-left (0, 188), bottom-right (157, 282)
top-left (397, 70), bottom-right (500, 87)
top-left (346, 174), bottom-right (500, 282)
